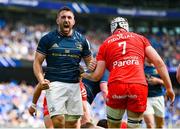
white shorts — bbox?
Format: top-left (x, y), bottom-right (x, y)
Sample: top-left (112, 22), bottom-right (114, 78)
top-left (143, 96), bottom-right (165, 117)
top-left (45, 81), bottom-right (83, 117)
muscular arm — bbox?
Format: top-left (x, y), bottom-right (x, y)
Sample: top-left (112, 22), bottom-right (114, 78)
top-left (148, 76), bottom-right (164, 85)
top-left (33, 52), bottom-right (46, 83)
top-left (83, 55), bottom-right (97, 72)
top-left (81, 61), bottom-right (106, 81)
top-left (145, 46), bottom-right (175, 103)
top-left (83, 56), bottom-right (93, 66)
top-left (100, 82), bottom-right (108, 100)
top-left (145, 46), bottom-right (172, 90)
top-left (28, 83), bottom-right (42, 116)
top-left (32, 83), bottom-right (42, 104)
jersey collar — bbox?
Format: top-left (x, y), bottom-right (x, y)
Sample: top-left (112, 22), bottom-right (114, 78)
top-left (113, 28), bottom-right (127, 35)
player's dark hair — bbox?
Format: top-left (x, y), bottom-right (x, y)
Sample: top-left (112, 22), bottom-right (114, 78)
top-left (57, 6), bottom-right (74, 17)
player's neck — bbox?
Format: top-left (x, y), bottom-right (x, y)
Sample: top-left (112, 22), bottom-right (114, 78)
top-left (58, 28), bottom-right (73, 37)
top-left (113, 28), bottom-right (127, 34)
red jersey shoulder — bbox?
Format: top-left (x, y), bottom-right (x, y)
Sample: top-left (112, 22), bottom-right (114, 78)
top-left (131, 32), bottom-right (151, 46)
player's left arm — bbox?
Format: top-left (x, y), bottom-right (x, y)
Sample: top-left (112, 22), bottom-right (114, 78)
top-left (83, 56), bottom-right (96, 72)
top-left (145, 46), bottom-right (175, 104)
top-left (81, 60), bottom-right (106, 81)
top-left (28, 83), bottom-right (43, 117)
top-left (100, 82), bottom-right (108, 100)
top-left (148, 76), bottom-right (164, 85)
top-left (100, 70), bottom-right (109, 100)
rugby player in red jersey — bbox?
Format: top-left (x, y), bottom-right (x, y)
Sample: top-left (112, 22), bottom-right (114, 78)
top-left (82, 17), bottom-right (175, 128)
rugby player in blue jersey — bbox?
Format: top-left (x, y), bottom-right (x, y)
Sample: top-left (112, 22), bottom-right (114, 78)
top-left (33, 6), bottom-right (94, 128)
top-left (83, 69), bottom-right (109, 104)
top-left (143, 58), bottom-right (167, 128)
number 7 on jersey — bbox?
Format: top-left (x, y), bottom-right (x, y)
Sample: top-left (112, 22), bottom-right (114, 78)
top-left (118, 41), bottom-right (126, 55)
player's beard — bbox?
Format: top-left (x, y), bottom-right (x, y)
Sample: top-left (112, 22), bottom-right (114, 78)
top-left (59, 22), bottom-right (73, 36)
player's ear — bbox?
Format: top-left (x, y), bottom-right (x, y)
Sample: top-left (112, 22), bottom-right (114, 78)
top-left (56, 18), bottom-right (59, 25)
top-left (72, 18), bottom-right (75, 26)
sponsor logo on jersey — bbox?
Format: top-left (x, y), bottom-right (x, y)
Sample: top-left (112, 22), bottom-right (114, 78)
top-left (75, 42), bottom-right (83, 51)
top-left (113, 56), bottom-right (140, 68)
top-left (65, 49), bottom-right (70, 53)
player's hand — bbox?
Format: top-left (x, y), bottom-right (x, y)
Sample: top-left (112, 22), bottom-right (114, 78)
top-left (166, 88), bottom-right (175, 106)
top-left (88, 59), bottom-right (97, 72)
top-left (39, 79), bottom-right (50, 90)
top-left (148, 77), bottom-right (161, 85)
top-left (101, 90), bottom-right (108, 101)
top-left (81, 73), bottom-right (89, 79)
top-left (28, 104), bottom-right (37, 117)
top-left (79, 65), bottom-right (85, 74)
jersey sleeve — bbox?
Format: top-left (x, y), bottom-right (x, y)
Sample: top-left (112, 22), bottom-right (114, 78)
top-left (96, 43), bottom-right (106, 61)
top-left (81, 38), bottom-right (92, 57)
top-left (142, 36), bottom-right (151, 48)
top-left (100, 69), bottom-right (109, 83)
top-left (36, 35), bottom-right (49, 55)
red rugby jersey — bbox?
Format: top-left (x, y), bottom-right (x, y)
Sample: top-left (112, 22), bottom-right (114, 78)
top-left (97, 30), bottom-right (151, 85)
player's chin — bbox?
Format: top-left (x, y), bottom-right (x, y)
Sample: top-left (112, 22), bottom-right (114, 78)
top-left (62, 28), bottom-right (71, 35)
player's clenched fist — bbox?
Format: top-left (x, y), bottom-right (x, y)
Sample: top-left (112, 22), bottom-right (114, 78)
top-left (166, 88), bottom-right (175, 106)
top-left (28, 103), bottom-right (37, 117)
top-left (88, 58), bottom-right (97, 72)
top-left (39, 79), bottom-right (50, 90)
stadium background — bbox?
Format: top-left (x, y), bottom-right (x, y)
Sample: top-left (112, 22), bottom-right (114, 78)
top-left (0, 0), bottom-right (179, 128)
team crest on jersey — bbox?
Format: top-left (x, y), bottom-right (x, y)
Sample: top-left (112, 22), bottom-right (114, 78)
top-left (75, 42), bottom-right (83, 51)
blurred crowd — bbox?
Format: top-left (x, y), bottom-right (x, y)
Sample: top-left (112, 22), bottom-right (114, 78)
top-left (0, 81), bottom-right (44, 127)
top-left (0, 20), bottom-right (179, 69)
top-left (0, 81), bottom-right (180, 128)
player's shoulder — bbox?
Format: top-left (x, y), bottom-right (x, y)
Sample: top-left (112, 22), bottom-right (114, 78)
top-left (103, 35), bottom-right (113, 44)
top-left (40, 29), bottom-right (56, 40)
top-left (131, 32), bottom-right (147, 40)
top-left (73, 30), bottom-right (86, 41)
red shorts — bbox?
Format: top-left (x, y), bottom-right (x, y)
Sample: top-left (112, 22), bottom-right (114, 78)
top-left (106, 82), bottom-right (148, 112)
top-left (43, 97), bottom-right (49, 116)
top-left (80, 80), bottom-right (87, 101)
top-left (43, 81), bottom-right (87, 116)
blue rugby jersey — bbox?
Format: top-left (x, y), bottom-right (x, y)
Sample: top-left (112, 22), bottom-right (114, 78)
top-left (144, 65), bottom-right (166, 97)
top-left (37, 29), bottom-right (91, 83)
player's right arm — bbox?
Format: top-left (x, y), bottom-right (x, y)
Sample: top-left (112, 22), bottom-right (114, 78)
top-left (100, 82), bottom-right (108, 100)
top-left (33, 52), bottom-right (50, 86)
top-left (33, 52), bottom-right (45, 83)
top-left (81, 60), bottom-right (106, 81)
top-left (100, 70), bottom-right (109, 100)
top-left (145, 46), bottom-right (175, 104)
